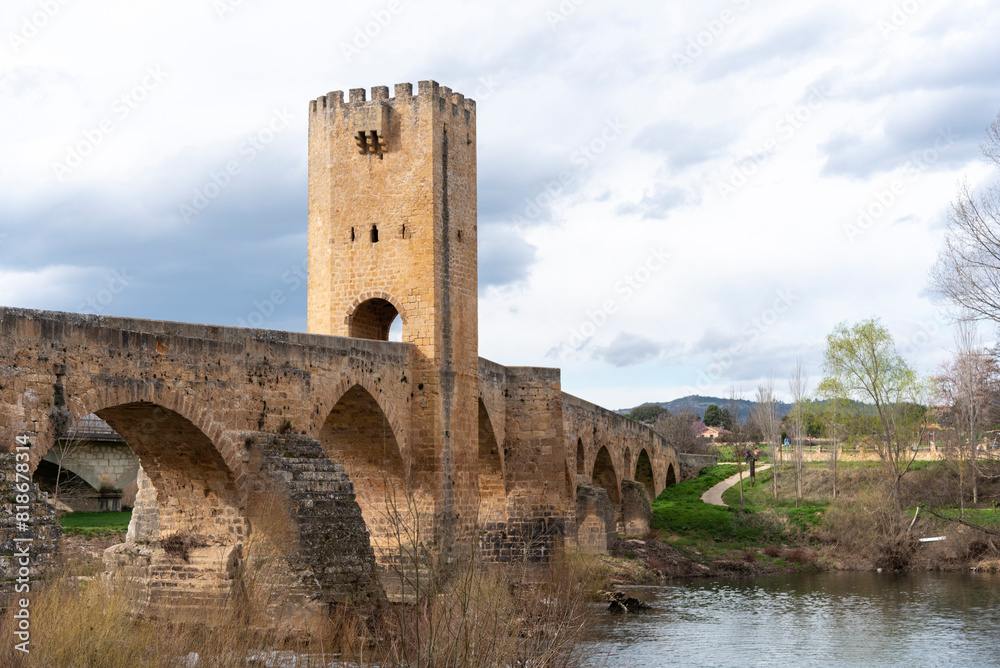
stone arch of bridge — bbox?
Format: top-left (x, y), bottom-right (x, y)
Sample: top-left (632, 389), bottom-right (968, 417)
top-left (312, 376), bottom-right (409, 462)
top-left (477, 398), bottom-right (505, 525)
top-left (38, 452), bottom-right (103, 492)
top-left (592, 445), bottom-right (620, 507)
top-left (665, 463), bottom-right (677, 488)
top-left (66, 385), bottom-right (245, 488)
top-left (317, 383), bottom-right (417, 577)
top-left (85, 401), bottom-right (247, 552)
top-left (635, 448), bottom-right (655, 500)
top-left (344, 291), bottom-right (409, 341)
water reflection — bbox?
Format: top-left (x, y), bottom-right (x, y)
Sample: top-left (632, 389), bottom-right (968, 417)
top-left (582, 572), bottom-right (1000, 667)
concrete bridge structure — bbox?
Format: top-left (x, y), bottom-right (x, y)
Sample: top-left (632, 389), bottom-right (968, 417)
top-left (0, 80), bottom-right (677, 612)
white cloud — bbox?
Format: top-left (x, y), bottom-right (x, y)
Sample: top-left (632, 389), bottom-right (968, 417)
top-left (2, 0), bottom-right (999, 408)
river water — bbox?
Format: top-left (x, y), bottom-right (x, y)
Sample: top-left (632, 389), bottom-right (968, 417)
top-left (581, 572), bottom-right (1000, 667)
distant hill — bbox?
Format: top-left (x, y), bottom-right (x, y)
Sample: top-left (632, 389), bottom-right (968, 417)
top-left (619, 395), bottom-right (795, 421)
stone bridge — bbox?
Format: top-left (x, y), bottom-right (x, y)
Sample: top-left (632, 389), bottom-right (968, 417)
top-left (1, 307), bottom-right (677, 609)
top-left (0, 80), bottom-right (678, 612)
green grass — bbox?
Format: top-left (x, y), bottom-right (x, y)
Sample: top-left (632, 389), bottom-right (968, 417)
top-left (928, 507), bottom-right (1000, 528)
top-left (60, 511), bottom-right (132, 538)
top-left (651, 465), bottom-right (787, 546)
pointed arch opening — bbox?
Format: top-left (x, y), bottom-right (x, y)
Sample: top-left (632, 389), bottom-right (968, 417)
top-left (348, 298), bottom-right (400, 341)
top-left (592, 446), bottom-right (620, 506)
top-left (665, 463), bottom-right (677, 488)
top-left (87, 402), bottom-right (246, 610)
top-left (318, 384), bottom-right (413, 577)
top-left (477, 399), bottom-right (505, 525)
top-left (576, 438), bottom-right (585, 475)
top-left (635, 449), bottom-right (655, 500)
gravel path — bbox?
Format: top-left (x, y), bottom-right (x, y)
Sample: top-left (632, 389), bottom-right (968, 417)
top-left (701, 465), bottom-right (772, 506)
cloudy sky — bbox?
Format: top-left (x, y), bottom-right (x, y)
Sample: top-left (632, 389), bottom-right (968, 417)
top-left (2, 0), bottom-right (999, 409)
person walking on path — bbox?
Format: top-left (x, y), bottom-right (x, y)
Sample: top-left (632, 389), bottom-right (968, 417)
top-left (747, 447), bottom-right (758, 486)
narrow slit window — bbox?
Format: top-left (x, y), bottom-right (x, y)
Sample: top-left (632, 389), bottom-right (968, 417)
top-left (350, 227), bottom-right (355, 242)
top-left (401, 224), bottom-right (406, 239)
top-left (371, 225), bottom-right (379, 243)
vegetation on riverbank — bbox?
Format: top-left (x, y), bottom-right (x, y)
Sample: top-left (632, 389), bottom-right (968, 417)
top-left (641, 462), bottom-right (1000, 575)
top-left (2, 531), bottom-right (598, 667)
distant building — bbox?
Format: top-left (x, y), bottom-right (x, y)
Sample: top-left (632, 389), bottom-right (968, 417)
top-left (694, 421), bottom-right (729, 441)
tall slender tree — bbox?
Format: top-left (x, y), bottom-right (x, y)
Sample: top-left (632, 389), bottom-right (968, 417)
top-left (788, 359), bottom-right (809, 504)
top-left (752, 377), bottom-right (781, 498)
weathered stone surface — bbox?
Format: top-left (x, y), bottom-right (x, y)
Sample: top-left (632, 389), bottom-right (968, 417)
top-left (0, 450), bottom-right (61, 602)
top-left (621, 479), bottom-right (652, 537)
top-left (574, 484), bottom-right (617, 555)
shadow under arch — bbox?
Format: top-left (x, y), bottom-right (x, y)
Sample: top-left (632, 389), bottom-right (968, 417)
top-left (665, 463), bottom-right (677, 488)
top-left (592, 445), bottom-right (620, 506)
top-left (576, 438), bottom-right (585, 475)
top-left (477, 398), bottom-right (505, 526)
top-left (635, 449), bottom-right (655, 500)
top-left (95, 402), bottom-right (246, 545)
top-left (318, 384), bottom-right (423, 592)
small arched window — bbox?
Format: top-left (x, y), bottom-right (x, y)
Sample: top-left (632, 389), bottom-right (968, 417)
top-left (371, 225), bottom-right (379, 243)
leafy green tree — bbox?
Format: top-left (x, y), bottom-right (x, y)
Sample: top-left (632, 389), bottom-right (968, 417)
top-left (719, 408), bottom-right (735, 431)
top-left (629, 404), bottom-right (666, 423)
top-left (821, 318), bottom-right (926, 506)
top-left (703, 404), bottom-right (724, 427)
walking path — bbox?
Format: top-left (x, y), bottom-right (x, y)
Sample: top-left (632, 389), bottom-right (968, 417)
top-left (701, 465), bottom-right (772, 507)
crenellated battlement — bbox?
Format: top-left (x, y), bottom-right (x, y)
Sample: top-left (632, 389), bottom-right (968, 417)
top-left (308, 80), bottom-right (476, 119)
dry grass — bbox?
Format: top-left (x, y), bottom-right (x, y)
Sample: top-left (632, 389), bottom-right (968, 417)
top-left (0, 527), bottom-right (596, 667)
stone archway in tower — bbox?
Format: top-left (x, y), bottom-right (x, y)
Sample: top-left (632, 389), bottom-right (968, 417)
top-left (576, 438), bottom-right (585, 476)
top-left (348, 298), bottom-right (401, 341)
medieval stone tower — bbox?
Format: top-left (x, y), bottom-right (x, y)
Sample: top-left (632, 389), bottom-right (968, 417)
top-left (306, 81), bottom-right (479, 557)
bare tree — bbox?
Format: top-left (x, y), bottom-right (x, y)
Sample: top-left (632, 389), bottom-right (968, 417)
top-left (788, 360), bottom-right (809, 503)
top-left (934, 320), bottom-right (1000, 508)
top-left (727, 387), bottom-right (747, 508)
top-left (817, 377), bottom-right (847, 499)
top-left (752, 377), bottom-right (781, 498)
top-left (652, 410), bottom-right (708, 454)
top-left (49, 423), bottom-right (89, 505)
top-left (930, 110), bottom-right (1000, 322)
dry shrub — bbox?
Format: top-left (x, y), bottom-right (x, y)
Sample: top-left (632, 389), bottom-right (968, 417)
top-left (348, 550), bottom-right (594, 668)
top-left (0, 572), bottom-right (160, 668)
top-left (786, 548), bottom-right (810, 564)
top-left (821, 487), bottom-right (916, 571)
top-left (742, 547), bottom-right (757, 563)
top-left (762, 544), bottom-right (782, 558)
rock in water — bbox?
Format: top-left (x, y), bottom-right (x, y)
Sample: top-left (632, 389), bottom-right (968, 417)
top-left (606, 590), bottom-right (650, 613)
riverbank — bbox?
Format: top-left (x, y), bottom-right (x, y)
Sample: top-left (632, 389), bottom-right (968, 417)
top-left (602, 463), bottom-right (1000, 586)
